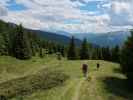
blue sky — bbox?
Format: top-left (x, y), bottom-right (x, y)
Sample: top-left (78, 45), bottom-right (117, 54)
top-left (7, 0), bottom-right (27, 11)
top-left (80, 1), bottom-right (100, 12)
top-left (0, 0), bottom-right (133, 33)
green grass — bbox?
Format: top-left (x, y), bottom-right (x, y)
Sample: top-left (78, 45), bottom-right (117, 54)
top-left (0, 56), bottom-right (133, 100)
top-left (0, 55), bottom-right (58, 83)
top-left (0, 69), bottom-right (68, 99)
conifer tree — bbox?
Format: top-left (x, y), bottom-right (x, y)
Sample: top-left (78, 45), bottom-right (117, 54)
top-left (102, 47), bottom-right (111, 61)
top-left (90, 48), bottom-right (97, 59)
top-left (120, 31), bottom-right (133, 81)
top-left (13, 24), bottom-right (32, 59)
top-left (0, 35), bottom-right (5, 55)
top-left (60, 46), bottom-right (65, 57)
top-left (79, 38), bottom-right (89, 59)
top-left (67, 36), bottom-right (77, 60)
top-left (111, 45), bottom-right (120, 62)
top-left (39, 47), bottom-right (44, 58)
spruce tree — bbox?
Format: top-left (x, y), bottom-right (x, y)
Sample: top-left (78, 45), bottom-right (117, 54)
top-left (39, 47), bottom-right (44, 58)
top-left (0, 35), bottom-right (5, 55)
top-left (67, 36), bottom-right (77, 60)
top-left (111, 45), bottom-right (120, 63)
top-left (60, 46), bottom-right (65, 57)
top-left (90, 48), bottom-right (97, 60)
top-left (102, 47), bottom-right (111, 61)
top-left (79, 38), bottom-right (89, 60)
top-left (13, 24), bottom-right (32, 60)
top-left (120, 31), bottom-right (133, 81)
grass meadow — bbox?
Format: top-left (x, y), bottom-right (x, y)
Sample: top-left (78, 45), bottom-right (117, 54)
top-left (0, 55), bottom-right (133, 100)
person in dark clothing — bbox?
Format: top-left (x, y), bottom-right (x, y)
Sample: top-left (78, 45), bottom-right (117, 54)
top-left (82, 63), bottom-right (88, 77)
top-left (97, 63), bottom-right (100, 70)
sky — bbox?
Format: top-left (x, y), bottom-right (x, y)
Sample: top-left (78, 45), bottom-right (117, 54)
top-left (0, 0), bottom-right (133, 34)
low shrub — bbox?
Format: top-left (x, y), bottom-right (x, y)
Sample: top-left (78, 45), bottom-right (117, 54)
top-left (0, 69), bottom-right (68, 99)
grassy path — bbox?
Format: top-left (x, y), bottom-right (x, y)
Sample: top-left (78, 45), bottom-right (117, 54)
top-left (60, 79), bottom-right (78, 100)
top-left (72, 78), bottom-right (84, 100)
top-left (79, 72), bottom-right (104, 100)
top-left (59, 78), bottom-right (84, 100)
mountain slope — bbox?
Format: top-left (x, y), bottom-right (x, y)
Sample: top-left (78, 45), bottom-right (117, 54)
top-left (1, 20), bottom-right (130, 47)
top-left (30, 30), bottom-right (82, 46)
top-left (3, 21), bottom-right (82, 46)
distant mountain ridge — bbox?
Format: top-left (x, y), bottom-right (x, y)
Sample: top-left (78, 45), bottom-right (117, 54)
top-left (30, 30), bottom-right (82, 46)
top-left (73, 31), bottom-right (131, 47)
top-left (5, 20), bottom-right (132, 47)
top-left (25, 29), bottom-right (131, 47)
top-left (52, 30), bottom-right (131, 47)
top-left (6, 22), bottom-right (82, 46)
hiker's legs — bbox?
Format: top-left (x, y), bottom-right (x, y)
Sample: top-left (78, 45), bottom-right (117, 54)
top-left (83, 71), bottom-right (87, 77)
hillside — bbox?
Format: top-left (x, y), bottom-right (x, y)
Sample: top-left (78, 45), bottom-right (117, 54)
top-left (8, 22), bottom-right (82, 46)
top-left (0, 56), bottom-right (132, 100)
top-left (1, 20), bottom-right (131, 48)
top-left (0, 20), bottom-right (82, 48)
top-left (30, 30), bottom-right (82, 46)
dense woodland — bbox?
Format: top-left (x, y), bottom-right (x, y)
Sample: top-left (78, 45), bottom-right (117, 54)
top-left (0, 20), bottom-right (133, 83)
top-left (0, 20), bottom-right (66, 59)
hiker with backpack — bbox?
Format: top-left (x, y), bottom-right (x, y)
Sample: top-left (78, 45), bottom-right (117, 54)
top-left (97, 63), bottom-right (100, 70)
top-left (82, 63), bottom-right (88, 77)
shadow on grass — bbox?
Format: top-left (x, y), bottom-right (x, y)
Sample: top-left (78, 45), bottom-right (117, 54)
top-left (113, 68), bottom-right (122, 73)
top-left (102, 76), bottom-right (133, 99)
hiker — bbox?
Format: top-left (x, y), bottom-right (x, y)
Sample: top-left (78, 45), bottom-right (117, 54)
top-left (97, 63), bottom-right (100, 70)
top-left (82, 63), bottom-right (88, 77)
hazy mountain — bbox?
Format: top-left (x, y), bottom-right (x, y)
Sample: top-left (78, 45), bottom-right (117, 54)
top-left (30, 30), bottom-right (131, 47)
top-left (30, 30), bottom-right (82, 46)
top-left (73, 31), bottom-right (131, 47)
top-left (6, 21), bottom-right (132, 47)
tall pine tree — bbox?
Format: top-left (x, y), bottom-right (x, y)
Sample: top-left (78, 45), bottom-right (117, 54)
top-left (79, 38), bottom-right (89, 60)
top-left (120, 31), bottom-right (133, 82)
top-left (13, 24), bottom-right (32, 60)
top-left (67, 36), bottom-right (77, 60)
top-left (102, 47), bottom-right (111, 61)
top-left (111, 45), bottom-right (120, 63)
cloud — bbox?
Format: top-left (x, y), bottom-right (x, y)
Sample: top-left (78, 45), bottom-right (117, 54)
top-left (0, 0), bottom-right (133, 33)
top-left (0, 4), bottom-right (8, 16)
top-left (109, 1), bottom-right (133, 26)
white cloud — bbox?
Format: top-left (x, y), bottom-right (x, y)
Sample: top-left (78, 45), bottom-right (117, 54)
top-left (0, 4), bottom-right (8, 16)
top-left (109, 1), bottom-right (133, 26)
top-left (0, 0), bottom-right (10, 6)
top-left (0, 0), bottom-right (133, 33)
